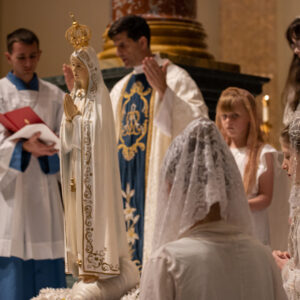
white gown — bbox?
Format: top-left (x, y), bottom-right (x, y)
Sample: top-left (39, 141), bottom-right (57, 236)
top-left (231, 144), bottom-right (290, 248)
top-left (110, 55), bottom-right (208, 262)
top-left (0, 77), bottom-right (65, 260)
top-left (140, 221), bottom-right (287, 300)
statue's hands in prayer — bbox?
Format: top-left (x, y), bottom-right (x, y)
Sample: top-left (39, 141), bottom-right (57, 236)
top-left (63, 63), bottom-right (74, 92)
top-left (64, 93), bottom-right (80, 121)
top-left (23, 132), bottom-right (58, 157)
top-left (272, 250), bottom-right (290, 270)
top-left (142, 56), bottom-right (169, 99)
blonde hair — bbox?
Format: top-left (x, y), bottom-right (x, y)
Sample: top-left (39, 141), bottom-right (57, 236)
top-left (215, 87), bottom-right (264, 195)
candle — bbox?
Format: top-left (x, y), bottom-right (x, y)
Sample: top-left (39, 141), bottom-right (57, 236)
top-left (262, 95), bottom-right (269, 123)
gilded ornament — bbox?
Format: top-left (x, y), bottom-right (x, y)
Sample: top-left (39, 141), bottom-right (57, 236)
top-left (76, 259), bottom-right (82, 267)
top-left (70, 178), bottom-right (76, 192)
top-left (118, 82), bottom-right (152, 161)
top-left (65, 13), bottom-right (91, 50)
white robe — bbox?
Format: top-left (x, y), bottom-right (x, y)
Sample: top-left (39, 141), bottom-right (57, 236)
top-left (231, 144), bottom-right (290, 248)
top-left (0, 77), bottom-right (64, 260)
top-left (60, 47), bottom-right (132, 280)
top-left (140, 221), bottom-right (287, 300)
top-left (110, 56), bottom-right (208, 262)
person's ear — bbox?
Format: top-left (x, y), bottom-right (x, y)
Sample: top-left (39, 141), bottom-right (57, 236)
top-left (37, 49), bottom-right (42, 61)
top-left (139, 36), bottom-right (148, 50)
top-left (4, 52), bottom-right (12, 64)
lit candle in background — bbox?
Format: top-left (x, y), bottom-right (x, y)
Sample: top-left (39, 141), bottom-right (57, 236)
top-left (262, 95), bottom-right (270, 123)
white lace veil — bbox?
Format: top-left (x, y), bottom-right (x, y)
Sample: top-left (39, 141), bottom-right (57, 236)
top-left (288, 112), bottom-right (300, 211)
top-left (152, 117), bottom-right (253, 251)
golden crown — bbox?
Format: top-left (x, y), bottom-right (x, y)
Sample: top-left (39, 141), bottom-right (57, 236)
top-left (65, 13), bottom-right (91, 50)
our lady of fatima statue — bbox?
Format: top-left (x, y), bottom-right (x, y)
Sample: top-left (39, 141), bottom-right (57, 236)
top-left (59, 15), bottom-right (139, 299)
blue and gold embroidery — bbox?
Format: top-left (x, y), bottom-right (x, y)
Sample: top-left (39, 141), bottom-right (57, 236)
top-left (117, 73), bottom-right (154, 267)
top-left (122, 183), bottom-right (140, 267)
top-left (118, 81), bottom-right (152, 161)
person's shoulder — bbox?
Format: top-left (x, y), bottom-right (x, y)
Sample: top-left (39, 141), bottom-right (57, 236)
top-left (238, 232), bottom-right (273, 255)
top-left (148, 243), bottom-right (176, 267)
top-left (165, 62), bottom-right (195, 86)
top-left (39, 78), bottom-right (64, 92)
top-left (114, 72), bottom-right (132, 87)
top-left (0, 76), bottom-right (11, 86)
top-left (259, 143), bottom-right (277, 159)
top-left (165, 61), bottom-right (188, 75)
top-left (39, 78), bottom-right (65, 98)
top-left (153, 236), bottom-right (203, 262)
top-left (261, 143), bottom-right (276, 151)
top-left (38, 79), bottom-right (65, 108)
top-left (0, 77), bottom-right (14, 94)
top-left (110, 72), bottom-right (133, 95)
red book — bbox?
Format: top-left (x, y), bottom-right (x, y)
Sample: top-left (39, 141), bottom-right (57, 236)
top-left (0, 106), bottom-right (44, 132)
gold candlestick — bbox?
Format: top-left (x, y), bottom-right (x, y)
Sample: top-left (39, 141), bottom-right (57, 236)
top-left (260, 94), bottom-right (271, 137)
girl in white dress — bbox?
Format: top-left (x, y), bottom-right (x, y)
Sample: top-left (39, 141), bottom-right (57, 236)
top-left (216, 87), bottom-right (276, 245)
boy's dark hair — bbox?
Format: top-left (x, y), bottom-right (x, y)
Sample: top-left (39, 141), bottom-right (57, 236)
top-left (7, 28), bottom-right (39, 53)
top-left (108, 15), bottom-right (151, 47)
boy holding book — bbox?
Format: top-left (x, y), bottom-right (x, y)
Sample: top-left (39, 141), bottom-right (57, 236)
top-left (0, 28), bottom-right (66, 300)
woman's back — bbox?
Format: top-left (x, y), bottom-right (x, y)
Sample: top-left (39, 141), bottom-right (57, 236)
top-left (141, 221), bottom-right (287, 300)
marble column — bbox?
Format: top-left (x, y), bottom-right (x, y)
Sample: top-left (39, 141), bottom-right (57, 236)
top-left (99, 0), bottom-right (237, 71)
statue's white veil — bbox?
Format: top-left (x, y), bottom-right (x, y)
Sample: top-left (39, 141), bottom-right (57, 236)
top-left (61, 46), bottom-right (129, 278)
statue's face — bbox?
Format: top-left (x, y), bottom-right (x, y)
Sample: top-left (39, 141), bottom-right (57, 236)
top-left (70, 56), bottom-right (89, 90)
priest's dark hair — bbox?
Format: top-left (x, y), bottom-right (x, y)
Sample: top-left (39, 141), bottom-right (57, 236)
top-left (108, 15), bottom-right (151, 47)
top-left (7, 28), bottom-right (39, 53)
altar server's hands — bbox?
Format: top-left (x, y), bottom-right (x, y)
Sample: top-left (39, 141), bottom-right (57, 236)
top-left (23, 132), bottom-right (58, 157)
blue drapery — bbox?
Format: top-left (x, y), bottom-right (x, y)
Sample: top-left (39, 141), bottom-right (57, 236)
top-left (118, 73), bottom-right (153, 267)
top-left (0, 256), bottom-right (66, 300)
